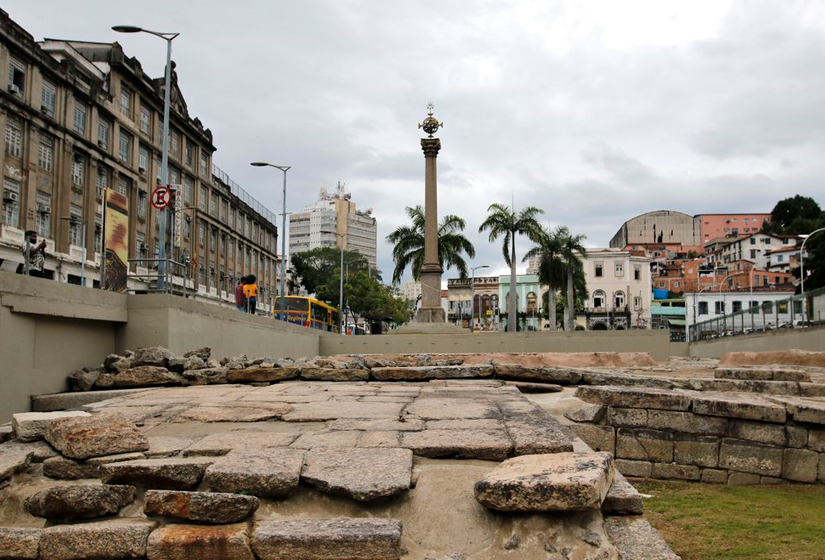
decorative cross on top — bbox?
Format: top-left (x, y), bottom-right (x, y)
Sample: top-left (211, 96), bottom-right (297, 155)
top-left (418, 102), bottom-right (443, 138)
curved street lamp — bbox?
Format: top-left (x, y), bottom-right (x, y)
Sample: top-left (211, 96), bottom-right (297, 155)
top-left (800, 227), bottom-right (825, 295)
top-left (251, 163), bottom-right (290, 321)
top-left (113, 25), bottom-right (179, 291)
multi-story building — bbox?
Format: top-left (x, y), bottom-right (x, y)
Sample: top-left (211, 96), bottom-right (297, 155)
top-left (765, 245), bottom-right (805, 274)
top-left (610, 210), bottom-right (702, 253)
top-left (685, 287), bottom-right (798, 336)
top-left (0, 11), bottom-right (278, 302)
top-left (698, 213), bottom-right (770, 245)
top-left (710, 232), bottom-right (799, 269)
top-left (399, 279), bottom-right (422, 302)
top-left (447, 276), bottom-right (500, 329)
top-left (498, 274), bottom-right (541, 331)
top-left (577, 248), bottom-right (652, 330)
top-left (288, 183), bottom-right (377, 269)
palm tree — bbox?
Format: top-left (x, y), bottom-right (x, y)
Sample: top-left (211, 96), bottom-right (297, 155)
top-left (479, 203), bottom-right (544, 332)
top-left (386, 205), bottom-right (476, 284)
top-left (557, 226), bottom-right (587, 330)
top-left (523, 225), bottom-right (565, 331)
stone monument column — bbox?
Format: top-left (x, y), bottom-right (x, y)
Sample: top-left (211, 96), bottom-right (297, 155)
top-left (416, 104), bottom-right (445, 323)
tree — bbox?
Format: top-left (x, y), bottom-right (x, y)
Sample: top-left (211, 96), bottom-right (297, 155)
top-left (766, 195), bottom-right (823, 235)
top-left (289, 247), bottom-right (368, 296)
top-left (386, 205), bottom-right (476, 284)
top-left (801, 214), bottom-right (825, 292)
top-left (479, 203), bottom-right (544, 333)
top-left (557, 227), bottom-right (587, 331)
top-left (332, 270), bottom-right (413, 331)
top-left (524, 225), bottom-right (565, 331)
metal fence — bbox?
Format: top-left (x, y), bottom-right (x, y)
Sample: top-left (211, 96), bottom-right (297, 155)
top-left (212, 164), bottom-right (278, 227)
top-left (690, 285), bottom-right (825, 341)
top-left (127, 258), bottom-right (191, 296)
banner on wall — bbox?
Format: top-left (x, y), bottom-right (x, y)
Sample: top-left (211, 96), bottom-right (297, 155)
top-left (103, 189), bottom-right (129, 292)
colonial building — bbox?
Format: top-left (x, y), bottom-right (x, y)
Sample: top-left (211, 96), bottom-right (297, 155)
top-left (577, 248), bottom-right (652, 330)
top-left (0, 10), bottom-right (278, 303)
top-left (289, 183), bottom-right (378, 270)
top-left (447, 276), bottom-right (500, 330)
top-left (498, 274), bottom-right (541, 331)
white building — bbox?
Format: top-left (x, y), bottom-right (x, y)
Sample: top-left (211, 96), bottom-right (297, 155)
top-left (685, 288), bottom-right (799, 338)
top-left (288, 183), bottom-right (378, 269)
top-left (399, 280), bottom-right (422, 302)
top-left (709, 233), bottom-right (799, 270)
top-left (577, 248), bottom-right (652, 329)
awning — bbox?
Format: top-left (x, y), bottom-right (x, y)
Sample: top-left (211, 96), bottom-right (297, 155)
top-left (667, 319), bottom-right (686, 327)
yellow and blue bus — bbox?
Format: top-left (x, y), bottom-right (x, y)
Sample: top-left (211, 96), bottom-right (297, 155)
top-left (275, 296), bottom-right (339, 332)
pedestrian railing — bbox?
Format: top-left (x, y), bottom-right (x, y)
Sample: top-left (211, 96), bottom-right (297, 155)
top-left (689, 285), bottom-right (825, 342)
top-left (127, 258), bottom-right (192, 296)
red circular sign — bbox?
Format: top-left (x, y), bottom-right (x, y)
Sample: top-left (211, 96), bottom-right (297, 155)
top-left (151, 186), bottom-right (172, 210)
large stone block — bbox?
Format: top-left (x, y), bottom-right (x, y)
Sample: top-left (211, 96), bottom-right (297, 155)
top-left (810, 429), bottom-right (825, 452)
top-left (771, 397), bottom-right (825, 425)
top-left (371, 364), bottom-right (494, 381)
top-left (727, 472), bottom-right (761, 485)
top-left (115, 366), bottom-right (185, 387)
top-left (607, 407), bottom-right (648, 428)
top-left (646, 410), bottom-right (728, 436)
top-left (494, 364), bottom-right (582, 384)
top-left (100, 457), bottom-right (215, 489)
top-left (576, 386), bottom-right (691, 411)
top-left (727, 419), bottom-right (806, 448)
top-left (227, 366), bottom-right (300, 383)
top-left (604, 516), bottom-right (680, 560)
top-left (252, 518), bottom-right (403, 560)
top-left (400, 429), bottom-right (513, 460)
top-left (0, 527), bottom-right (40, 559)
top-left (782, 448), bottom-right (819, 483)
top-left (601, 471), bottom-right (644, 515)
top-left (692, 393), bottom-right (786, 423)
top-left (144, 490), bottom-right (259, 524)
top-left (673, 434), bottom-right (719, 468)
top-left (474, 452), bottom-right (614, 512)
top-left (614, 459), bottom-right (652, 478)
top-left (39, 519), bottom-right (156, 560)
top-left (563, 403), bottom-right (606, 423)
top-left (12, 411), bottom-right (92, 443)
top-left (146, 523), bottom-right (254, 560)
top-left (301, 367), bottom-right (370, 382)
top-left (301, 448), bottom-right (413, 501)
top-left (569, 424), bottom-right (615, 454)
top-left (700, 468), bottom-right (729, 484)
top-left (203, 449), bottom-right (305, 498)
top-left (651, 463), bottom-right (700, 481)
top-left (0, 444), bottom-right (33, 481)
top-left (719, 439), bottom-right (783, 476)
top-left (44, 413), bottom-right (149, 460)
top-left (24, 484), bottom-right (135, 522)
top-left (132, 346), bottom-right (175, 367)
top-left (616, 429), bottom-right (673, 463)
top-left (181, 367), bottom-right (228, 385)
top-left (503, 416), bottom-right (574, 455)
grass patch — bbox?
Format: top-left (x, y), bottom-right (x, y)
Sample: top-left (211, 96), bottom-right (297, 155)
top-left (634, 480), bottom-right (825, 560)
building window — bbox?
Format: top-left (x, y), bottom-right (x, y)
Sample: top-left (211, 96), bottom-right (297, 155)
top-left (209, 192), bottom-right (218, 217)
top-left (777, 255), bottom-right (784, 262)
top-left (8, 55), bottom-right (26, 94)
top-left (74, 103), bottom-right (87, 135)
top-left (38, 134), bottom-right (54, 171)
top-left (198, 223), bottom-right (205, 247)
top-left (698, 301), bottom-right (708, 316)
top-left (116, 176), bottom-right (129, 196)
top-left (41, 80), bottom-right (56, 116)
top-left (97, 119), bottom-right (110, 150)
top-left (35, 191), bottom-right (51, 238)
top-left (138, 191), bottom-right (147, 220)
top-left (593, 290), bottom-right (605, 309)
top-left (634, 266), bottom-right (641, 281)
top-left (199, 186), bottom-right (208, 211)
top-left (615, 262), bottom-right (624, 276)
top-left (5, 116), bottom-right (22, 157)
top-left (614, 291), bottom-right (625, 309)
top-left (210, 228), bottom-right (217, 253)
top-left (200, 152), bottom-right (208, 176)
top-left (183, 216), bottom-right (191, 238)
top-left (594, 262), bottom-right (603, 278)
top-left (120, 87), bottom-right (132, 117)
top-left (633, 296), bottom-right (642, 311)
top-left (140, 105), bottom-right (151, 135)
top-left (169, 166), bottom-right (180, 185)
top-left (136, 231), bottom-right (146, 257)
top-left (71, 154), bottom-right (85, 187)
top-left (69, 204), bottom-right (83, 246)
top-left (2, 178), bottom-right (21, 228)
top-left (750, 249), bottom-right (757, 259)
top-left (526, 292), bottom-right (537, 314)
top-left (714, 301), bottom-right (724, 315)
top-left (183, 177), bottom-right (193, 205)
top-left (96, 166), bottom-right (109, 199)
top-left (139, 145), bottom-right (149, 173)
top-left (94, 213), bottom-right (102, 252)
top-left (170, 130), bottom-right (180, 159)
top-left (750, 238), bottom-right (756, 245)
top-left (185, 142), bottom-right (193, 167)
top-left (220, 200), bottom-right (227, 223)
top-left (732, 301), bottom-right (742, 313)
top-left (119, 130), bottom-right (133, 163)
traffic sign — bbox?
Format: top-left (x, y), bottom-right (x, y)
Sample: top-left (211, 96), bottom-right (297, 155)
top-left (151, 186), bottom-right (172, 210)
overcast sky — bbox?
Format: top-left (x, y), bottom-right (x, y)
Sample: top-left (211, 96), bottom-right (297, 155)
top-left (8, 0), bottom-right (825, 282)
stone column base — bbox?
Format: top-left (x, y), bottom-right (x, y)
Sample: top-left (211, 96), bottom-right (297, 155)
top-left (414, 306), bottom-right (446, 324)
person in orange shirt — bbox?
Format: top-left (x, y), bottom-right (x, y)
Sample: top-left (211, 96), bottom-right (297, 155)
top-left (243, 274), bottom-right (258, 314)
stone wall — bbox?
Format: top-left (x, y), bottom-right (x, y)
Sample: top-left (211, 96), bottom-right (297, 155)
top-left (569, 385), bottom-right (825, 485)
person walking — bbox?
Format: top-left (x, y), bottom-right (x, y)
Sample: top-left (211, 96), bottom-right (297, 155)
top-left (21, 230), bottom-right (47, 278)
top-left (235, 276), bottom-right (247, 312)
top-left (243, 274), bottom-right (258, 315)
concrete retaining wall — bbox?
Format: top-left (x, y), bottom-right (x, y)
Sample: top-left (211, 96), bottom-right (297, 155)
top-left (689, 326), bottom-right (825, 359)
top-left (319, 329), bottom-right (674, 361)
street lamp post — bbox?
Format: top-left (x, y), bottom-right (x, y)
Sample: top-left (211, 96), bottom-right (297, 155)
top-left (470, 265), bottom-right (489, 331)
top-left (321, 230), bottom-right (348, 335)
top-left (800, 227), bottom-right (825, 295)
top-left (251, 163), bottom-right (290, 321)
top-left (60, 216), bottom-right (87, 286)
top-left (113, 25), bottom-right (179, 291)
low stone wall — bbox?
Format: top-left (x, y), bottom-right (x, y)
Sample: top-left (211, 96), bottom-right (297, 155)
top-left (568, 385), bottom-right (825, 485)
top-left (689, 325), bottom-right (825, 359)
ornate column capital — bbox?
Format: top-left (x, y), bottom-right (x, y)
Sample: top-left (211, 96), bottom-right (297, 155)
top-left (421, 137), bottom-right (441, 158)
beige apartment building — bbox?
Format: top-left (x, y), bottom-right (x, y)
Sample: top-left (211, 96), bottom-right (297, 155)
top-left (0, 10), bottom-right (278, 302)
top-left (577, 248), bottom-right (652, 330)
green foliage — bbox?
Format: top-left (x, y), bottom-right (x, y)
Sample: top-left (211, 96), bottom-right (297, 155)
top-left (289, 247), bottom-right (368, 296)
top-left (636, 481), bottom-right (825, 560)
top-left (324, 269), bottom-right (414, 327)
top-left (556, 226), bottom-right (588, 330)
top-left (386, 205), bottom-right (476, 284)
top-left (766, 195), bottom-right (822, 235)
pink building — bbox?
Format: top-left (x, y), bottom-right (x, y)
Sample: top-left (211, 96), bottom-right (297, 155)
top-left (698, 214), bottom-right (770, 245)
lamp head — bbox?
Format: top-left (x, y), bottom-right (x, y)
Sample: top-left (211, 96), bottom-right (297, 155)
top-left (112, 25), bottom-right (143, 33)
top-left (250, 162), bottom-right (269, 167)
